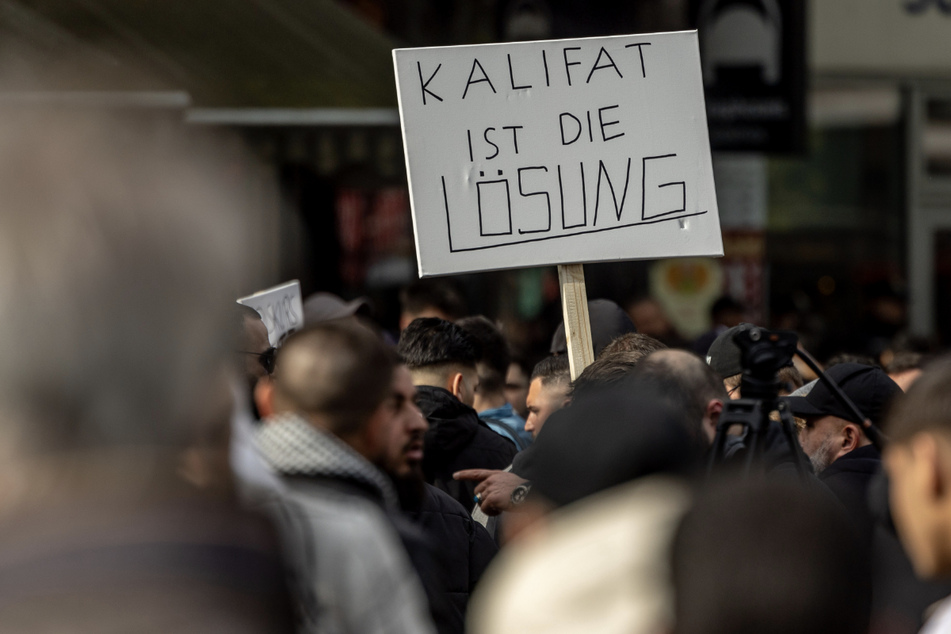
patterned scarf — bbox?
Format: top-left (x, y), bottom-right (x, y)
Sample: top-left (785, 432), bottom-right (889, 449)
top-left (257, 412), bottom-right (397, 509)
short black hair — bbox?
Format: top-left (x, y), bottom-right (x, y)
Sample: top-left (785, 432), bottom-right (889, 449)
top-left (456, 315), bottom-right (510, 394)
top-left (530, 354), bottom-right (571, 388)
top-left (399, 279), bottom-right (467, 320)
top-left (397, 317), bottom-right (480, 370)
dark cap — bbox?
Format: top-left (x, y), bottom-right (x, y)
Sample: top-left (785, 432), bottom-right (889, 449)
top-left (303, 292), bottom-right (370, 325)
top-left (550, 299), bottom-right (636, 357)
top-left (705, 323), bottom-right (755, 378)
top-left (783, 363), bottom-right (901, 426)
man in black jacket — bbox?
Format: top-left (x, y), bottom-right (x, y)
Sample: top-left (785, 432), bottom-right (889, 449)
top-left (398, 318), bottom-right (518, 510)
top-left (785, 362), bottom-right (901, 534)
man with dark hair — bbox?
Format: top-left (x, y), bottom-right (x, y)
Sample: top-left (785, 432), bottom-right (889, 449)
top-left (884, 358), bottom-right (951, 632)
top-left (525, 355), bottom-right (572, 441)
top-left (399, 279), bottom-right (467, 331)
top-left (632, 349), bottom-right (728, 445)
top-left (398, 317), bottom-right (517, 510)
top-left (255, 322), bottom-right (435, 634)
top-left (457, 316), bottom-right (531, 449)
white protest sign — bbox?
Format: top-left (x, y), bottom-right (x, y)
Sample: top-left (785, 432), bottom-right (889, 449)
top-left (394, 30), bottom-right (722, 277)
top-left (237, 280), bottom-right (304, 346)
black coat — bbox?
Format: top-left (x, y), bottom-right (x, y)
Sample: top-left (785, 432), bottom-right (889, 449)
top-left (405, 484), bottom-right (498, 633)
top-left (820, 444), bottom-right (881, 540)
top-left (416, 386), bottom-right (518, 509)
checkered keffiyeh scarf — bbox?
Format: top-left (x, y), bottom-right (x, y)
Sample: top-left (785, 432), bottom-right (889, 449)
top-left (257, 412), bottom-right (397, 509)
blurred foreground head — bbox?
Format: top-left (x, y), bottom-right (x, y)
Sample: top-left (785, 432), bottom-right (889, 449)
top-left (673, 479), bottom-right (870, 634)
top-left (0, 108), bottom-right (258, 495)
top-left (884, 356), bottom-right (951, 578)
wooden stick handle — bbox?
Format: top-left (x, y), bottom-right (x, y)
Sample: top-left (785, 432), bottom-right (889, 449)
top-left (558, 263), bottom-right (594, 381)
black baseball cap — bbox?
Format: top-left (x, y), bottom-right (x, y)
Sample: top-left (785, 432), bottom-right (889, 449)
top-left (783, 363), bottom-right (901, 426)
top-left (705, 323), bottom-right (755, 378)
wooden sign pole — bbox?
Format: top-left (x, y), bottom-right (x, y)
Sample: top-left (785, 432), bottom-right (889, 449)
top-left (558, 263), bottom-right (595, 381)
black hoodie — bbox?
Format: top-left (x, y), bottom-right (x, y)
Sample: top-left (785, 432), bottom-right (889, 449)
top-left (416, 386), bottom-right (518, 510)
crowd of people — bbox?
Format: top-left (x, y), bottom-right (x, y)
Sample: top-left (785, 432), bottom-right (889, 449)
top-left (5, 107), bottom-right (951, 634)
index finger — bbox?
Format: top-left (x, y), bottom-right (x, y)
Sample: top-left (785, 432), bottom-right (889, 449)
top-left (453, 469), bottom-right (498, 481)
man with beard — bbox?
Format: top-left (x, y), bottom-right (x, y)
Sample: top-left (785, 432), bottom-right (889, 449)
top-left (785, 363), bottom-right (901, 533)
top-left (254, 322), bottom-right (435, 634)
top-left (398, 318), bottom-right (518, 509)
top-left (388, 362), bottom-right (498, 634)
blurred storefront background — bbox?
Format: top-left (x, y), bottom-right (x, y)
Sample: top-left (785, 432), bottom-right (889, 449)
top-left (6, 0), bottom-right (951, 361)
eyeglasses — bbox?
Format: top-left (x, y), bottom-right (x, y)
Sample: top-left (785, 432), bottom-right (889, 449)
top-left (238, 347), bottom-right (277, 375)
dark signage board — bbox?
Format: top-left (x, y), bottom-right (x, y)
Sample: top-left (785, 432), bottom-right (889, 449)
top-left (690, 0), bottom-right (806, 153)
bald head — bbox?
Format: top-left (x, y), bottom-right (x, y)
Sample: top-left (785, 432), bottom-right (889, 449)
top-left (271, 322), bottom-right (394, 436)
top-left (633, 349), bottom-right (728, 443)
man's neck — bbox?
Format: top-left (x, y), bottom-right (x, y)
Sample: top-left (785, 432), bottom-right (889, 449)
top-left (474, 391), bottom-right (507, 413)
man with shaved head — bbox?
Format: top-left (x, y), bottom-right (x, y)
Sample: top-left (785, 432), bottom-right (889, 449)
top-left (255, 321), bottom-right (435, 634)
top-left (632, 349), bottom-right (728, 446)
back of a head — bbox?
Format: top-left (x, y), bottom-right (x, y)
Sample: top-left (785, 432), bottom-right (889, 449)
top-left (529, 380), bottom-right (699, 508)
top-left (569, 349), bottom-right (652, 401)
top-left (397, 317), bottom-right (480, 371)
top-left (633, 350), bottom-right (728, 441)
top-left (673, 478), bottom-right (870, 634)
top-left (599, 332), bottom-right (668, 360)
top-left (0, 109), bottom-right (260, 456)
top-left (886, 355), bottom-right (951, 442)
top-left (457, 315), bottom-right (510, 394)
top-left (272, 322), bottom-right (394, 436)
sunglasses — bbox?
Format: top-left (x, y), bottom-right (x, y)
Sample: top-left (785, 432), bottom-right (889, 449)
top-left (239, 346), bottom-right (277, 375)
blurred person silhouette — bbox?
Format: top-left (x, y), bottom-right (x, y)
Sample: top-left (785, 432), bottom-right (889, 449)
top-left (398, 317), bottom-right (517, 510)
top-left (691, 295), bottom-right (745, 356)
top-left (672, 479), bottom-right (871, 634)
top-left (254, 322), bottom-right (436, 634)
top-left (457, 315), bottom-right (532, 450)
top-left (886, 350), bottom-right (925, 392)
top-left (549, 298), bottom-right (637, 358)
top-left (399, 279), bottom-right (467, 331)
top-left (0, 108), bottom-right (294, 631)
top-left (468, 377), bottom-right (699, 634)
top-left (625, 296), bottom-right (687, 348)
top-left (884, 357), bottom-right (951, 633)
top-left (503, 355), bottom-right (533, 420)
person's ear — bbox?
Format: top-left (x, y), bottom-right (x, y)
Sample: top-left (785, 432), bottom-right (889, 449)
top-left (448, 372), bottom-right (464, 400)
top-left (254, 376), bottom-right (274, 419)
top-left (841, 424), bottom-right (861, 453)
top-left (706, 399), bottom-right (724, 427)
